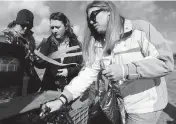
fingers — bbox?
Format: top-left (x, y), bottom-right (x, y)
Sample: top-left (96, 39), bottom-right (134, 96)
top-left (44, 100), bottom-right (63, 113)
top-left (57, 69), bottom-right (64, 76)
top-left (57, 69), bottom-right (67, 77)
top-left (40, 103), bottom-right (51, 118)
top-left (57, 69), bottom-right (63, 72)
top-left (102, 67), bottom-right (112, 77)
top-left (56, 72), bottom-right (63, 76)
top-left (102, 67), bottom-right (117, 81)
top-left (102, 68), bottom-right (109, 75)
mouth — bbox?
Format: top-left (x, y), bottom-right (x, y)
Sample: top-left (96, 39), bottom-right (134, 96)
top-left (55, 34), bottom-right (62, 39)
top-left (94, 25), bottom-right (99, 29)
top-left (53, 33), bottom-right (59, 37)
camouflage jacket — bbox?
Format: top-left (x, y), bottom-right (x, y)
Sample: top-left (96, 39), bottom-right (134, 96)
top-left (1, 28), bottom-right (37, 76)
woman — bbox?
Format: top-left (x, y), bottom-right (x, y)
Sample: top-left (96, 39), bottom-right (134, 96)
top-left (43, 1), bottom-right (174, 124)
top-left (2, 9), bottom-right (41, 94)
top-left (36, 12), bottom-right (83, 91)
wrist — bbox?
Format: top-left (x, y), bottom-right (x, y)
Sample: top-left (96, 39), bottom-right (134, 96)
top-left (59, 94), bottom-right (68, 105)
top-left (59, 96), bottom-right (66, 105)
top-left (126, 63), bottom-right (139, 80)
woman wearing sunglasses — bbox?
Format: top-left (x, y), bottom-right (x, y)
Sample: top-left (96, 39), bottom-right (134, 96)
top-left (36, 12), bottom-right (83, 92)
top-left (43, 1), bottom-right (174, 124)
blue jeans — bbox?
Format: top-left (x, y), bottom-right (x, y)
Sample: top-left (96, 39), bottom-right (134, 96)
top-left (127, 110), bottom-right (162, 124)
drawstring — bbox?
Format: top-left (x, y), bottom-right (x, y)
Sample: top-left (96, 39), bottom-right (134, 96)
top-left (111, 51), bottom-right (124, 85)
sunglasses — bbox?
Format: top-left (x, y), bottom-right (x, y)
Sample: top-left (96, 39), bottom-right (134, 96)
top-left (89, 9), bottom-right (104, 23)
top-left (50, 26), bottom-right (60, 30)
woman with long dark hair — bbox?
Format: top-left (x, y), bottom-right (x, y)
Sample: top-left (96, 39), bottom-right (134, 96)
top-left (37, 12), bottom-right (83, 91)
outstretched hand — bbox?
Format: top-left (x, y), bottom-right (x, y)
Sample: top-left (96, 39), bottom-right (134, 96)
top-left (40, 99), bottom-right (63, 118)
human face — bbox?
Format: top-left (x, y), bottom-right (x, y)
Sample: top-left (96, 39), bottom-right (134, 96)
top-left (13, 24), bottom-right (27, 35)
top-left (50, 19), bottom-right (66, 39)
top-left (88, 7), bottom-right (110, 33)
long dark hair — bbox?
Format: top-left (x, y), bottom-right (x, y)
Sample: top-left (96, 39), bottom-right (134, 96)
top-left (49, 12), bottom-right (80, 47)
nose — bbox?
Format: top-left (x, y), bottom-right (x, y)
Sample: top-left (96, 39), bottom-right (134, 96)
top-left (51, 27), bottom-right (57, 33)
top-left (90, 20), bottom-right (94, 25)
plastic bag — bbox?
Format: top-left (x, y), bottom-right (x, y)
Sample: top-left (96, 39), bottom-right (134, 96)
top-left (98, 72), bottom-right (127, 124)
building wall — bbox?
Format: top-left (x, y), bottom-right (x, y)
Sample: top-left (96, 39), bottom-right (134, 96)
top-left (0, 35), bottom-right (5, 43)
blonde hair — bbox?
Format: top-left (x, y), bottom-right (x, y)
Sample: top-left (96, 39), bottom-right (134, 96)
top-left (82, 1), bottom-right (124, 65)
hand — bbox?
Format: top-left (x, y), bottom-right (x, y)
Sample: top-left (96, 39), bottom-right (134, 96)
top-left (57, 69), bottom-right (68, 77)
top-left (42, 99), bottom-right (63, 113)
top-left (102, 64), bottom-right (124, 81)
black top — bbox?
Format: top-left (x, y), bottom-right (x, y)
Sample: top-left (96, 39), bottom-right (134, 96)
top-left (35, 35), bottom-right (83, 91)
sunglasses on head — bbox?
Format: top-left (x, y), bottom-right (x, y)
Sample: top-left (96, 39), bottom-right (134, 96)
top-left (50, 26), bottom-right (60, 30)
top-left (89, 9), bottom-right (104, 23)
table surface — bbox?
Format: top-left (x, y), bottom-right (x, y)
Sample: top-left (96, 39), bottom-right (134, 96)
top-left (0, 90), bottom-right (61, 120)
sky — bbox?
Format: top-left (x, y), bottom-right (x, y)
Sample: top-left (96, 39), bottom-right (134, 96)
top-left (0, 1), bottom-right (176, 53)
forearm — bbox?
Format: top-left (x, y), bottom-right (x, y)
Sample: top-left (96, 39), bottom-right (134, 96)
top-left (124, 55), bottom-right (174, 80)
top-left (62, 67), bottom-right (99, 103)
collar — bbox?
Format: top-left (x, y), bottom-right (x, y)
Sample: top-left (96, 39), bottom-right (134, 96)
top-left (124, 19), bottom-right (133, 33)
top-left (120, 19), bottom-right (133, 39)
top-left (94, 19), bottom-right (133, 48)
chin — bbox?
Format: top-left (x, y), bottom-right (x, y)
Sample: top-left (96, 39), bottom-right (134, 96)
top-left (55, 35), bottom-right (62, 39)
top-left (96, 28), bottom-right (105, 34)
top-left (97, 30), bottom-right (106, 34)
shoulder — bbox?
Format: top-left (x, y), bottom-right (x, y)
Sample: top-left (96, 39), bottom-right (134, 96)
top-left (41, 35), bottom-right (53, 46)
top-left (131, 29), bottom-right (147, 42)
top-left (131, 19), bottom-right (159, 36)
top-left (132, 29), bottom-right (145, 34)
top-left (132, 19), bottom-right (150, 27)
top-left (1, 28), bottom-right (14, 43)
top-left (132, 19), bottom-right (151, 33)
top-left (69, 37), bottom-right (82, 47)
top-left (41, 36), bottom-right (51, 47)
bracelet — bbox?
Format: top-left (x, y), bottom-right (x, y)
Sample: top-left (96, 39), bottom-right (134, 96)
top-left (59, 98), bottom-right (65, 105)
top-left (60, 94), bottom-right (68, 104)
